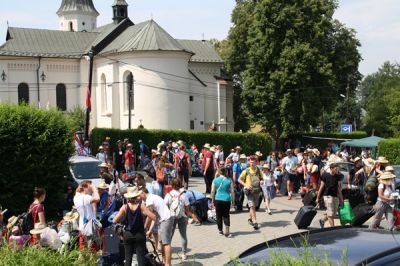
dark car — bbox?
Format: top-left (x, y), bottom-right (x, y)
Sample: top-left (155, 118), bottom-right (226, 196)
top-left (229, 227), bottom-right (400, 266)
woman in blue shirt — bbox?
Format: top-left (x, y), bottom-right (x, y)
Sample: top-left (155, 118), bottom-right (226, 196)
top-left (211, 168), bottom-right (234, 237)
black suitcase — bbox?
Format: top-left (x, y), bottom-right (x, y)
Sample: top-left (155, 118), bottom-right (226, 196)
top-left (234, 183), bottom-right (244, 211)
top-left (294, 205), bottom-right (317, 229)
top-left (352, 203), bottom-right (375, 227)
top-left (302, 190), bottom-right (317, 206)
top-left (101, 226), bottom-right (124, 265)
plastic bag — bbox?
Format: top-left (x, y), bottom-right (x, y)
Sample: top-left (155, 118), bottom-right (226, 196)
top-left (339, 200), bottom-right (355, 225)
top-left (40, 228), bottom-right (62, 250)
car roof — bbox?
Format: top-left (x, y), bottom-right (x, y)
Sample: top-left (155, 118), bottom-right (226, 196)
top-left (69, 155), bottom-right (101, 164)
top-left (236, 227), bottom-right (400, 265)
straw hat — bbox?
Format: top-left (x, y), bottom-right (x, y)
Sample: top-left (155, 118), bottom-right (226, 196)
top-left (177, 140), bottom-right (185, 147)
top-left (99, 162), bottom-right (108, 168)
top-left (97, 179), bottom-right (110, 190)
top-left (7, 216), bottom-right (18, 230)
top-left (286, 149), bottom-right (292, 154)
top-left (235, 146), bottom-right (242, 150)
top-left (203, 143), bottom-right (211, 149)
top-left (30, 223), bottom-right (48, 235)
top-left (255, 151), bottom-right (263, 157)
top-left (63, 210), bottom-right (79, 222)
top-left (354, 157), bottom-right (361, 163)
top-left (379, 171), bottom-right (396, 181)
top-left (385, 166), bottom-right (395, 172)
top-left (239, 154), bottom-right (247, 159)
top-left (262, 164), bottom-right (270, 169)
top-left (98, 146), bottom-right (104, 151)
top-left (363, 158), bottom-right (375, 168)
top-left (124, 186), bottom-right (141, 199)
top-left (377, 156), bottom-right (389, 164)
top-left (210, 146), bottom-right (216, 152)
top-left (312, 148), bottom-right (320, 156)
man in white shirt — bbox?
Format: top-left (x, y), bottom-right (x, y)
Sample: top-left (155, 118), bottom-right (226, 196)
top-left (282, 149), bottom-right (298, 200)
top-left (73, 181), bottom-right (100, 250)
top-left (140, 187), bottom-right (174, 266)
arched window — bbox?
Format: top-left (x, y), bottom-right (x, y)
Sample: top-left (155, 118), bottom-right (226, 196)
top-left (124, 71), bottom-right (134, 111)
top-left (18, 83), bottom-right (29, 104)
top-left (101, 74), bottom-right (107, 113)
top-left (69, 22), bottom-right (74, 32)
top-left (56, 83), bottom-right (67, 111)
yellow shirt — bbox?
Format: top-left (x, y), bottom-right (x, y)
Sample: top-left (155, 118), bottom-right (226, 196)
top-left (239, 167), bottom-right (262, 187)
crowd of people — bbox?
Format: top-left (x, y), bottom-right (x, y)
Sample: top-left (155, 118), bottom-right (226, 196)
top-left (0, 137), bottom-right (399, 266)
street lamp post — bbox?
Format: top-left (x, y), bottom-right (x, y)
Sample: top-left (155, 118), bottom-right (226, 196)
top-left (127, 73), bottom-right (133, 129)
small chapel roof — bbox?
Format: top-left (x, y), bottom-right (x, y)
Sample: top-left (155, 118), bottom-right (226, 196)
top-left (178, 40), bottom-right (223, 63)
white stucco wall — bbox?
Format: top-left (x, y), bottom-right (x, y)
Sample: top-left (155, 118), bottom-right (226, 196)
top-left (59, 13), bottom-right (97, 32)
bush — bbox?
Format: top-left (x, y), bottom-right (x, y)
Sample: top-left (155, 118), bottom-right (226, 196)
top-left (291, 131), bottom-right (368, 149)
top-left (91, 128), bottom-right (272, 157)
top-left (0, 245), bottom-right (97, 266)
top-left (0, 104), bottom-right (73, 217)
top-left (378, 138), bottom-right (400, 165)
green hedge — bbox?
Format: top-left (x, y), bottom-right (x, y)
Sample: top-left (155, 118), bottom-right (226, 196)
top-left (302, 131), bottom-right (368, 139)
top-left (0, 104), bottom-right (73, 216)
top-left (378, 138), bottom-right (400, 165)
top-left (91, 128), bottom-right (272, 157)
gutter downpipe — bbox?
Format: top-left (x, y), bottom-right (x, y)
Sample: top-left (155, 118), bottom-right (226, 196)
top-left (36, 57), bottom-right (41, 108)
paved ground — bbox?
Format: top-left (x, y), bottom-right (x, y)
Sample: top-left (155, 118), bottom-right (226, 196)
top-left (161, 176), bottom-right (337, 266)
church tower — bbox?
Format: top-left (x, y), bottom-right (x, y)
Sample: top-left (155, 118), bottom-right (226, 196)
top-left (57, 0), bottom-right (99, 32)
top-left (112, 0), bottom-right (129, 24)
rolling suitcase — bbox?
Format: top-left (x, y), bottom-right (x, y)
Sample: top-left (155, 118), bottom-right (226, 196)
top-left (353, 203), bottom-right (374, 226)
top-left (294, 205), bottom-right (317, 229)
top-left (342, 189), bottom-right (365, 208)
top-left (100, 226), bottom-right (124, 265)
top-left (234, 183), bottom-right (244, 211)
top-left (302, 190), bottom-right (317, 206)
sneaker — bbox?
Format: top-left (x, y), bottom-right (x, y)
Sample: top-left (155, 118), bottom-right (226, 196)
top-left (225, 233), bottom-right (232, 238)
top-left (253, 223), bottom-right (260, 230)
top-left (181, 253), bottom-right (187, 261)
top-left (219, 231), bottom-right (224, 236)
top-left (193, 221), bottom-right (201, 226)
top-left (319, 219), bottom-right (325, 229)
top-left (248, 219), bottom-right (254, 226)
top-left (268, 210), bottom-right (272, 215)
top-left (288, 193), bottom-right (292, 200)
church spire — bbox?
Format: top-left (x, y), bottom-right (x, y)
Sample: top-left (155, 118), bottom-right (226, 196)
top-left (112, 0), bottom-right (129, 24)
top-left (57, 0), bottom-right (99, 32)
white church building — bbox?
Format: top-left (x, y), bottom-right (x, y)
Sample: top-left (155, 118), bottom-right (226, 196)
top-left (0, 0), bottom-right (233, 131)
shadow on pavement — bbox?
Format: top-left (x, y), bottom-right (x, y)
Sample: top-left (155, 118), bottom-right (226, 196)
top-left (232, 229), bottom-right (261, 236)
top-left (259, 220), bottom-right (291, 228)
top-left (268, 209), bottom-right (297, 215)
top-left (191, 251), bottom-right (222, 260)
top-left (175, 261), bottom-right (204, 266)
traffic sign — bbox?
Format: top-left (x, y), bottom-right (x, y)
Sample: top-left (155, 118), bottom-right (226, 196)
top-left (341, 124), bottom-right (352, 133)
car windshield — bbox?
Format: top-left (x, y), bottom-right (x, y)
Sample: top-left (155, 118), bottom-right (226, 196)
top-left (71, 162), bottom-right (100, 180)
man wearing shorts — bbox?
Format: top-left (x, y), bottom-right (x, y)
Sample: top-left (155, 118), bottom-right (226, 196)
top-left (282, 149), bottom-right (298, 200)
top-left (316, 163), bottom-right (343, 228)
top-left (140, 188), bottom-right (174, 266)
top-left (238, 156), bottom-right (263, 230)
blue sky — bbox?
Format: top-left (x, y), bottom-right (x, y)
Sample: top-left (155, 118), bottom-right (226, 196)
top-left (0, 0), bottom-right (399, 76)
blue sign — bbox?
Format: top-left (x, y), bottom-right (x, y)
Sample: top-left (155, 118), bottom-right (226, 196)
top-left (341, 124), bottom-right (352, 133)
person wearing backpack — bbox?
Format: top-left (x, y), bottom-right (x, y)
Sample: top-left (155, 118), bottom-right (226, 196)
top-left (211, 167), bottom-right (234, 237)
top-left (112, 186), bottom-right (156, 266)
top-left (29, 187), bottom-right (46, 245)
top-left (164, 178), bottom-right (190, 261)
top-left (238, 156), bottom-right (263, 230)
top-left (175, 143), bottom-right (192, 190)
top-left (232, 154), bottom-right (248, 211)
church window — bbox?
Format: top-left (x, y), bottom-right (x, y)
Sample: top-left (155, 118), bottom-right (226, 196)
top-left (124, 71), bottom-right (134, 111)
top-left (82, 22), bottom-right (85, 26)
top-left (56, 83), bottom-right (67, 111)
top-left (189, 96), bottom-right (194, 101)
top-left (101, 74), bottom-right (107, 113)
top-left (18, 83), bottom-right (29, 104)
top-left (69, 22), bottom-right (74, 32)
top-left (190, 120), bottom-right (195, 130)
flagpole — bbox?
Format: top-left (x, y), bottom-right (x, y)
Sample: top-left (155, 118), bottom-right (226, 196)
top-left (84, 49), bottom-right (94, 141)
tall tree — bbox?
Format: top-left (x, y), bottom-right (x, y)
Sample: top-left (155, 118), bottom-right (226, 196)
top-left (230, 0), bottom-right (361, 138)
top-left (362, 62), bottom-right (400, 136)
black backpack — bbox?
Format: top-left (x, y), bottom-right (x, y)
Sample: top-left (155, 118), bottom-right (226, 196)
top-left (18, 212), bottom-right (34, 235)
top-left (178, 152), bottom-right (188, 170)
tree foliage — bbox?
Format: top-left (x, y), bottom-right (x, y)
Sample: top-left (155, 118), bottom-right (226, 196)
top-left (361, 62), bottom-right (400, 137)
top-left (225, 0), bottom-right (361, 138)
top-left (0, 104), bottom-right (73, 216)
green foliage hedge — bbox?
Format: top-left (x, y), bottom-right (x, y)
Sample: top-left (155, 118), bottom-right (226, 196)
top-left (91, 128), bottom-right (272, 157)
top-left (0, 104), bottom-right (73, 216)
top-left (302, 131), bottom-right (368, 139)
top-left (378, 138), bottom-right (400, 165)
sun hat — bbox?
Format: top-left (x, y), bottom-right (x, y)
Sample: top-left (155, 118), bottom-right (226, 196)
top-left (354, 157), bottom-right (361, 163)
top-left (63, 210), bottom-right (79, 222)
top-left (98, 146), bottom-right (104, 150)
top-left (262, 164), bottom-right (270, 169)
top-left (235, 146), bottom-right (242, 150)
top-left (286, 149), bottom-right (292, 154)
top-left (99, 162), bottom-right (108, 168)
top-left (377, 156), bottom-right (389, 164)
top-left (203, 143), bottom-right (211, 149)
top-left (210, 146), bottom-right (216, 152)
top-left (379, 171), bottom-right (396, 180)
top-left (385, 166), bottom-right (395, 172)
top-left (239, 154), bottom-right (247, 159)
top-left (177, 140), bottom-right (185, 146)
top-left (97, 180), bottom-right (110, 190)
top-left (30, 223), bottom-right (48, 235)
top-left (127, 143), bottom-right (133, 147)
top-left (312, 148), bottom-right (320, 156)
top-left (124, 186), bottom-right (141, 199)
top-left (363, 158), bottom-right (375, 168)
top-left (255, 151), bottom-right (263, 157)
top-left (7, 216), bottom-right (19, 230)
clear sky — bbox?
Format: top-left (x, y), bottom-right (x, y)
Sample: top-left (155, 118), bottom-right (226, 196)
top-left (0, 0), bottom-right (399, 76)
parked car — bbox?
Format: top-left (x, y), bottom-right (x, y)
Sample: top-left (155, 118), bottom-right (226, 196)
top-left (229, 226), bottom-right (400, 265)
top-left (69, 156), bottom-right (101, 187)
